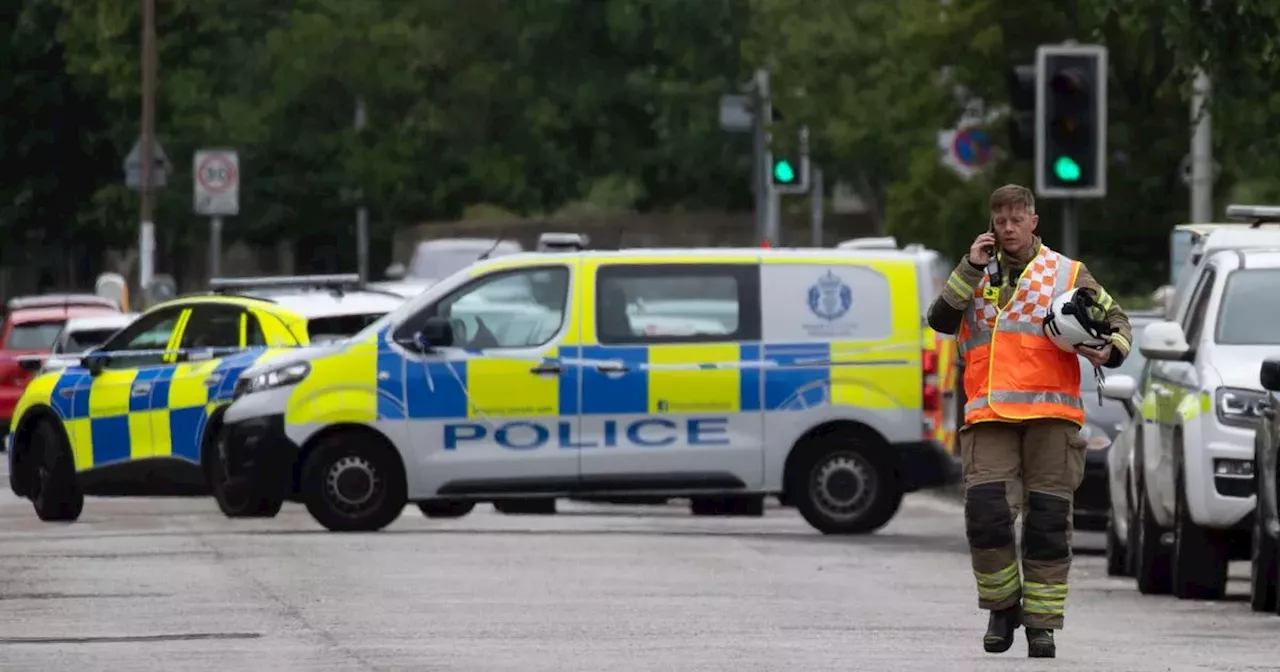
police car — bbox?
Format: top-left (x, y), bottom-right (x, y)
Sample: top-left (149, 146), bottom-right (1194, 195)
top-left (215, 247), bottom-right (959, 532)
top-left (6, 274), bottom-right (405, 522)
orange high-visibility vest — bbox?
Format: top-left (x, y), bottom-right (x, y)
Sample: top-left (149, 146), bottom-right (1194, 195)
top-left (957, 244), bottom-right (1085, 426)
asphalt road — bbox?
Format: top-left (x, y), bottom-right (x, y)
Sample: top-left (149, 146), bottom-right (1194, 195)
top-left (0, 473), bottom-right (1277, 672)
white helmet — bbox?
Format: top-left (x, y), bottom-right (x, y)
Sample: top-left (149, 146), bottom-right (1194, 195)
top-left (1043, 288), bottom-right (1112, 353)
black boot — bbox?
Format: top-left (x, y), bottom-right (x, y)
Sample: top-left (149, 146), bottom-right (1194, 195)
top-left (983, 605), bottom-right (1021, 653)
top-left (1026, 628), bottom-right (1055, 658)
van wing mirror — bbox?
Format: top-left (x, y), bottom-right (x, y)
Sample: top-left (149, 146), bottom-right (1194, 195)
top-left (1138, 321), bottom-right (1191, 361)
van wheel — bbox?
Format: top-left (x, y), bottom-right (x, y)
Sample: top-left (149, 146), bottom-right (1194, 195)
top-left (1133, 470), bottom-right (1172, 595)
top-left (418, 501), bottom-right (475, 519)
top-left (300, 430), bottom-right (406, 532)
top-left (1171, 468), bottom-right (1228, 599)
top-left (493, 498), bottom-right (557, 515)
top-left (789, 432), bottom-right (902, 535)
top-left (28, 420), bottom-right (83, 523)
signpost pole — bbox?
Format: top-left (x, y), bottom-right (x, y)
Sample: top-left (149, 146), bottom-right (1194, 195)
top-left (210, 216), bottom-right (223, 277)
top-left (193, 148), bottom-right (240, 282)
top-left (139, 0), bottom-right (157, 294)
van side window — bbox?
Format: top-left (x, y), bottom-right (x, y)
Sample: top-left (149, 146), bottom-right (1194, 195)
top-left (594, 264), bottom-right (760, 344)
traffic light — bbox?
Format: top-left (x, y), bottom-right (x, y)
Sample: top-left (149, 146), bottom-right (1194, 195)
top-left (1006, 65), bottom-right (1036, 160)
top-left (1035, 44), bottom-right (1107, 198)
top-left (768, 126), bottom-right (810, 194)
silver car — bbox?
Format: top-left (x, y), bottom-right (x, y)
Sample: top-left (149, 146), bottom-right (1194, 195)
top-left (1100, 312), bottom-right (1161, 576)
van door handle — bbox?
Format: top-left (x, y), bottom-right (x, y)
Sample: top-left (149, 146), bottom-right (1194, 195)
top-left (203, 375), bottom-right (223, 387)
top-left (530, 363), bottom-right (562, 376)
top-left (131, 384), bottom-right (151, 396)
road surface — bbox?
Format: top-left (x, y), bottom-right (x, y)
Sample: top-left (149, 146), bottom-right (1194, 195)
top-left (0, 476), bottom-right (1276, 671)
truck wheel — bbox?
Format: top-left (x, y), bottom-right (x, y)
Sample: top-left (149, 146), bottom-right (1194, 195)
top-left (1133, 470), bottom-right (1172, 595)
top-left (493, 498), bottom-right (556, 515)
top-left (300, 430), bottom-right (406, 532)
top-left (789, 432), bottom-right (902, 535)
top-left (28, 420), bottom-right (83, 523)
top-left (418, 501), bottom-right (475, 519)
top-left (1249, 490), bottom-right (1277, 612)
top-left (1171, 469), bottom-right (1228, 599)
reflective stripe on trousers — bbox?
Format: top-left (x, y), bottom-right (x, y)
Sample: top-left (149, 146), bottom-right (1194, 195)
top-left (1023, 581), bottom-right (1068, 617)
top-left (974, 562), bottom-right (1021, 604)
top-left (965, 391), bottom-right (1084, 415)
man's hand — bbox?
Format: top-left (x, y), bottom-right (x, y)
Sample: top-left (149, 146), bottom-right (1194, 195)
top-left (969, 232), bottom-right (996, 266)
top-left (1077, 342), bottom-right (1113, 367)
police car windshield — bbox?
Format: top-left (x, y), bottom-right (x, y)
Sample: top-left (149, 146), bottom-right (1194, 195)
top-left (1216, 269), bottom-right (1280, 345)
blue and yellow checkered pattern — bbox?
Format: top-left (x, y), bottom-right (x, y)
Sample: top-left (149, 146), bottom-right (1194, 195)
top-left (47, 349), bottom-right (271, 471)
top-left (283, 329), bottom-right (921, 427)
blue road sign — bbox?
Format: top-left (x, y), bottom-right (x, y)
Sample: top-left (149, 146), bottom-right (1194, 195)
top-left (953, 128), bottom-right (992, 167)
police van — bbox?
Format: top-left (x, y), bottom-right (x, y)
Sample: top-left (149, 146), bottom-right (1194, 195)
top-left (214, 247), bottom-right (959, 533)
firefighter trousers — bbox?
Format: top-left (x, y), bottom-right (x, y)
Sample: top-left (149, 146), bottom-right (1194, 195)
top-left (959, 419), bottom-right (1086, 629)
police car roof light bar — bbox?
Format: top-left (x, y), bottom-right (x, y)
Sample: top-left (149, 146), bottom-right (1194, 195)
top-left (1225, 204), bottom-right (1280, 228)
top-left (6, 294), bottom-right (120, 311)
top-left (208, 274), bottom-right (363, 293)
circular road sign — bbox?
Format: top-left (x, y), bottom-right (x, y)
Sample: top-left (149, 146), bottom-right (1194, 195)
top-left (953, 127), bottom-right (992, 167)
top-left (197, 154), bottom-right (238, 193)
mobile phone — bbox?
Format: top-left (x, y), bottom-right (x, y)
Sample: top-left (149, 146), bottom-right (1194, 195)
top-left (985, 216), bottom-right (1002, 286)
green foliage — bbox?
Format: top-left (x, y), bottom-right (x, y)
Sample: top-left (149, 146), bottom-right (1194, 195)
top-left (4, 0), bottom-right (1279, 292)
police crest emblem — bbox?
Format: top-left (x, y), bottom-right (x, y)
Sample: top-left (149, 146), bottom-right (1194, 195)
top-left (807, 270), bottom-right (853, 321)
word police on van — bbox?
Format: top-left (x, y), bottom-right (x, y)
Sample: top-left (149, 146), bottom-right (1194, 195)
top-left (214, 246), bottom-right (959, 532)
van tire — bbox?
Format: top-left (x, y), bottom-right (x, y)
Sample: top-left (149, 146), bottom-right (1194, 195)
top-left (789, 431), bottom-right (902, 535)
top-left (300, 430), bottom-right (406, 532)
top-left (418, 501), bottom-right (475, 518)
top-left (29, 420), bottom-right (84, 523)
top-left (493, 498), bottom-right (557, 515)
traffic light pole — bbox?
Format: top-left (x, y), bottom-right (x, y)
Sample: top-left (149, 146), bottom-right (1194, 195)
top-left (752, 69), bottom-right (770, 244)
top-left (1061, 198), bottom-right (1078, 259)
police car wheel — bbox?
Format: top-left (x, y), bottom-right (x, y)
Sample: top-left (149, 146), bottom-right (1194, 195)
top-left (418, 501), bottom-right (476, 518)
top-left (790, 436), bottom-right (902, 535)
top-left (29, 420), bottom-right (83, 523)
top-left (301, 432), bottom-right (407, 532)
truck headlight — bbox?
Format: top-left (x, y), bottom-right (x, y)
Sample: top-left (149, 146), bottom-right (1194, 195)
top-left (1078, 422), bottom-right (1112, 451)
top-left (240, 362), bottom-right (310, 397)
top-left (1216, 387), bottom-right (1267, 428)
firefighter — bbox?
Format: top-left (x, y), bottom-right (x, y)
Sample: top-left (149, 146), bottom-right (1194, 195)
top-left (927, 184), bottom-right (1132, 659)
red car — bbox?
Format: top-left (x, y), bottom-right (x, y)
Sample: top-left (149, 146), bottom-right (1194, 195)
top-left (0, 294), bottom-right (122, 439)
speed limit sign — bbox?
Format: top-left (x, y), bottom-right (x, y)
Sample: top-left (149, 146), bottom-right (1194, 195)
top-left (193, 149), bottom-right (240, 216)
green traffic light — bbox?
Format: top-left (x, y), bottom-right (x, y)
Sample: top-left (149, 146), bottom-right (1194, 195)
top-left (773, 160), bottom-right (796, 183)
top-left (1053, 156), bottom-right (1082, 182)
